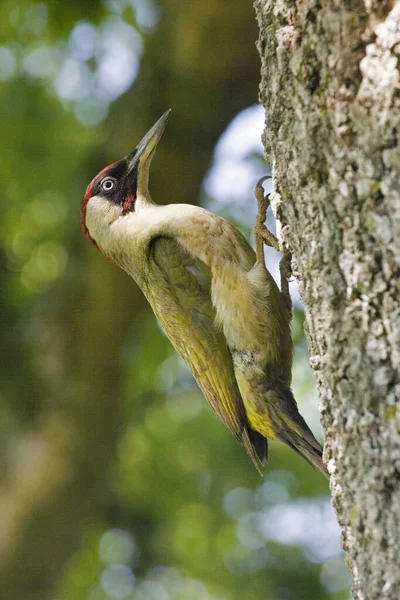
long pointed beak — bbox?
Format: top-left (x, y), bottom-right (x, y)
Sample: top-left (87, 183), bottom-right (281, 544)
top-left (127, 109), bottom-right (171, 173)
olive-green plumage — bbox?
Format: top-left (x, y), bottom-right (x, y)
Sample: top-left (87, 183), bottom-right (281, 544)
top-left (146, 237), bottom-right (267, 470)
top-left (145, 236), bottom-right (326, 477)
top-left (82, 111), bottom-right (328, 477)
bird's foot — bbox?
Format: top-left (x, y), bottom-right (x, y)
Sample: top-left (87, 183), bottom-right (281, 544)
top-left (254, 175), bottom-right (280, 262)
top-left (254, 177), bottom-right (280, 262)
top-left (253, 177), bottom-right (293, 311)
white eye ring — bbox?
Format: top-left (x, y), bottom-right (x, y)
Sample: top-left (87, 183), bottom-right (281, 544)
top-left (101, 178), bottom-right (115, 191)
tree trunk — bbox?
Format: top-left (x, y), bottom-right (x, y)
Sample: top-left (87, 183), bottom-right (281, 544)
top-left (254, 1), bottom-right (400, 599)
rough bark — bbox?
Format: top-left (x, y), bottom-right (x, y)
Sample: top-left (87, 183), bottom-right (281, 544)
top-left (254, 1), bottom-right (400, 599)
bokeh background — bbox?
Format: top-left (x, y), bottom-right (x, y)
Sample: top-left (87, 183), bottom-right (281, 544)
top-left (0, 1), bottom-right (350, 599)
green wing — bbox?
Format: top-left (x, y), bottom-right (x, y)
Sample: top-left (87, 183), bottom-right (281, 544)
top-left (145, 236), bottom-right (267, 472)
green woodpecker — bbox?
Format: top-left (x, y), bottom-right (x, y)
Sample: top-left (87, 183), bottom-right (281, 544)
top-left (81, 110), bottom-right (327, 478)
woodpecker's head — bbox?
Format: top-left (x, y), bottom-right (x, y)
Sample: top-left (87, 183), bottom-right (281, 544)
top-left (81, 110), bottom-right (170, 250)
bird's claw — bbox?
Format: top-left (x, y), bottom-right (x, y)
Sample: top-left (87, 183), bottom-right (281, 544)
top-left (254, 176), bottom-right (280, 261)
top-left (253, 177), bottom-right (293, 311)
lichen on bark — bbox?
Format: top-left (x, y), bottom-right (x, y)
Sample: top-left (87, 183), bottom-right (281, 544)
top-left (254, 1), bottom-right (400, 598)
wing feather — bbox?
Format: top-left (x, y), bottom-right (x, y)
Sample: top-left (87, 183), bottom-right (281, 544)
top-left (145, 237), bottom-right (267, 472)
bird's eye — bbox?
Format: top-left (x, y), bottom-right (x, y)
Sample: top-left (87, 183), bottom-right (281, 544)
top-left (101, 178), bottom-right (115, 192)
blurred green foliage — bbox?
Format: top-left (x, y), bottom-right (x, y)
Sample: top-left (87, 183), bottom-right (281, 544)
top-left (0, 2), bottom-right (349, 599)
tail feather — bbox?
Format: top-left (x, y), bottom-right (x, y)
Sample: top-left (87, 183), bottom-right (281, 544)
top-left (282, 434), bottom-right (329, 479)
top-left (299, 444), bottom-right (329, 479)
top-left (266, 383), bottom-right (329, 479)
top-left (241, 427), bottom-right (268, 476)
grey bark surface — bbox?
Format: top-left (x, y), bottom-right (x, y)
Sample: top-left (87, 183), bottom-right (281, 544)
top-left (254, 1), bottom-right (400, 599)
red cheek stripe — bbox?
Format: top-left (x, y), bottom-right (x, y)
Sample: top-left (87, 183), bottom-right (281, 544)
top-left (122, 192), bottom-right (135, 213)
